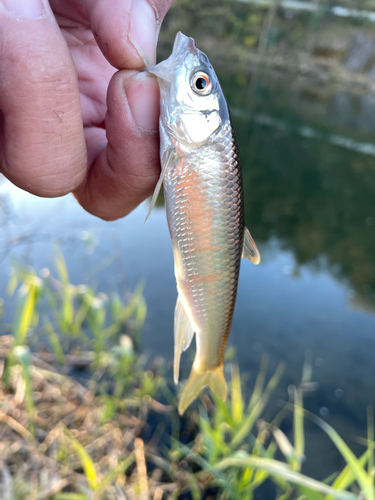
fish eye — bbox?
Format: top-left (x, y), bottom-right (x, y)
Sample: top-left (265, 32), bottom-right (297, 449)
top-left (191, 71), bottom-right (212, 96)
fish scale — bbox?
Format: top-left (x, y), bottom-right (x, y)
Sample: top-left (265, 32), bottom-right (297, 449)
top-left (146, 32), bottom-right (260, 414)
top-left (164, 122), bottom-right (243, 370)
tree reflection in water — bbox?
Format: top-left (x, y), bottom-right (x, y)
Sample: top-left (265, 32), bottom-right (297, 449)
top-left (239, 118), bottom-right (375, 304)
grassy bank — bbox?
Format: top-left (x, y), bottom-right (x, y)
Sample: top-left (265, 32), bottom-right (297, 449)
top-left (0, 254), bottom-right (373, 499)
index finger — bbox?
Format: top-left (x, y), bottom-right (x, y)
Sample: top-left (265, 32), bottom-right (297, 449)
top-left (54, 0), bottom-right (172, 69)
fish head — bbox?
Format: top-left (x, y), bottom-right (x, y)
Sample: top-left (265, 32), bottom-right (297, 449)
top-left (147, 32), bottom-right (227, 148)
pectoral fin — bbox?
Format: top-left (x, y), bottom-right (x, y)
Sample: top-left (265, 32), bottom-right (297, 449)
top-left (242, 226), bottom-right (261, 265)
top-left (174, 295), bottom-right (195, 384)
top-left (144, 149), bottom-right (178, 223)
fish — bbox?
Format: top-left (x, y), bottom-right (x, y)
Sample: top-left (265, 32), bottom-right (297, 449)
top-left (146, 32), bottom-right (260, 415)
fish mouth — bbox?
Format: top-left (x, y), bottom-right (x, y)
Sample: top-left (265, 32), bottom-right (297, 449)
top-left (146, 31), bottom-right (197, 82)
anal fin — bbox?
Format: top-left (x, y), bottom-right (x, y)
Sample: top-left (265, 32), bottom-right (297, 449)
top-left (174, 295), bottom-right (195, 384)
top-left (242, 226), bottom-right (261, 265)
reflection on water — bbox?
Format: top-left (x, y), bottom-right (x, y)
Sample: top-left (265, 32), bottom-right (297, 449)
top-left (1, 67), bottom-right (375, 478)
top-left (235, 72), bottom-right (375, 305)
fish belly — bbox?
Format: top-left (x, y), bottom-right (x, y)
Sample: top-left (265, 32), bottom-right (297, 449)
top-left (164, 124), bottom-right (244, 371)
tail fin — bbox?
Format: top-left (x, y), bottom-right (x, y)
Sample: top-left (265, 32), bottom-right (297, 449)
top-left (178, 363), bottom-right (227, 415)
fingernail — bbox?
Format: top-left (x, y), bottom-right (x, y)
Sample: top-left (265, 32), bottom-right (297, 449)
top-left (1, 0), bottom-right (45, 18)
top-left (129, 0), bottom-right (157, 66)
top-left (125, 73), bottom-right (160, 132)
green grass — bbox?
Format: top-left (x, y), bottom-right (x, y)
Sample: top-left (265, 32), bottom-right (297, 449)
top-left (171, 360), bottom-right (371, 499)
top-left (0, 253), bottom-right (373, 499)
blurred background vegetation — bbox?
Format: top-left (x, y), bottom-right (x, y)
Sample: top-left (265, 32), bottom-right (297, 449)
top-left (1, 257), bottom-right (374, 499)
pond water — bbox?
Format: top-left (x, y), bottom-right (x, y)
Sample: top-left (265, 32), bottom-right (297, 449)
top-left (1, 63), bottom-right (375, 479)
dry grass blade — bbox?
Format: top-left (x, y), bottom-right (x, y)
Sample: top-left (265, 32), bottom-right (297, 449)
top-left (55, 494), bottom-right (88, 500)
top-left (94, 453), bottom-right (136, 499)
top-left (28, 478), bottom-right (70, 500)
top-left (135, 438), bottom-right (150, 500)
top-left (14, 345), bottom-right (35, 434)
top-left (153, 488), bottom-right (163, 500)
top-left (273, 428), bottom-right (295, 462)
top-left (0, 410), bottom-right (34, 441)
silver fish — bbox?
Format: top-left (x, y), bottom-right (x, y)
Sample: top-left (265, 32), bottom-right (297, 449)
top-left (146, 32), bottom-right (260, 414)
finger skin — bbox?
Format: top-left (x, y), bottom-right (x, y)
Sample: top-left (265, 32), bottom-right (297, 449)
top-left (0, 0), bottom-right (174, 216)
top-left (0, 5), bottom-right (87, 197)
top-left (83, 0), bottom-right (172, 68)
top-left (71, 0), bottom-right (175, 220)
top-left (74, 70), bottom-right (161, 220)
top-left (51, 0), bottom-right (173, 68)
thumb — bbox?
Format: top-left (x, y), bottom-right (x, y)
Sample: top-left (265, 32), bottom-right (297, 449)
top-left (87, 0), bottom-right (174, 68)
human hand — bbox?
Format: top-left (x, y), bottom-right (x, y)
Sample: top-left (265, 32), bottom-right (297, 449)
top-left (0, 0), bottom-right (173, 220)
